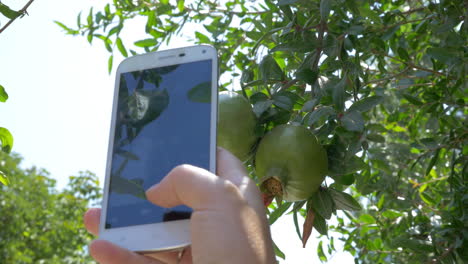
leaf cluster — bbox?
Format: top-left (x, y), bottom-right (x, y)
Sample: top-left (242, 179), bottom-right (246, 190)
top-left (61, 0), bottom-right (467, 262)
top-left (0, 152), bottom-right (101, 263)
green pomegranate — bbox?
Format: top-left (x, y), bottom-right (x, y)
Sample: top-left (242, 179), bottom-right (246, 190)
top-left (217, 91), bottom-right (257, 161)
top-left (255, 124), bottom-right (328, 202)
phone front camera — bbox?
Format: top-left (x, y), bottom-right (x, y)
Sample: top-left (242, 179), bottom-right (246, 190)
top-left (202, 50), bottom-right (206, 54)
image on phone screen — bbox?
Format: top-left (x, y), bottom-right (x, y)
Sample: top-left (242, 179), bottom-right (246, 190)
top-left (105, 59), bottom-right (213, 229)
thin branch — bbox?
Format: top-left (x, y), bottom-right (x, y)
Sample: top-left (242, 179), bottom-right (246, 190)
top-left (0, 0), bottom-right (36, 34)
top-left (371, 49), bottom-right (449, 78)
top-left (365, 66), bottom-right (411, 85)
top-left (280, 79), bottom-right (299, 91)
top-left (375, 17), bottom-right (433, 33)
top-left (401, 7), bottom-right (426, 15)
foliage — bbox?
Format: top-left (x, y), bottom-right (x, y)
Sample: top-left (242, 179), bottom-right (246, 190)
top-left (0, 152), bottom-right (101, 263)
top-left (0, 69), bottom-right (13, 187)
top-left (61, 0), bottom-right (467, 262)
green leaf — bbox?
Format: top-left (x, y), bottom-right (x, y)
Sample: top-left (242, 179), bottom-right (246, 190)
top-left (104, 4), bottom-right (110, 16)
top-left (306, 106), bottom-right (336, 126)
top-left (54, 21), bottom-right (78, 35)
top-left (329, 188), bottom-right (361, 211)
top-left (268, 202), bottom-right (292, 225)
top-left (425, 148), bottom-right (440, 176)
top-left (195, 31), bottom-right (210, 43)
top-left (397, 47), bottom-right (410, 61)
top-left (311, 188), bottom-right (334, 220)
top-left (251, 27), bottom-right (285, 54)
top-left (341, 111), bottom-right (364, 132)
top-left (87, 32), bottom-right (93, 44)
top-left (348, 96), bottom-right (383, 112)
top-left (382, 210), bottom-right (403, 219)
top-left (317, 241), bottom-right (328, 262)
top-left (313, 212), bottom-right (328, 236)
top-left (253, 100), bottom-right (274, 117)
top-left (0, 3), bottom-right (22, 20)
top-left (419, 191), bottom-right (436, 206)
top-left (333, 75), bottom-right (347, 111)
top-left (328, 150), bottom-right (367, 176)
top-left (116, 37), bottom-right (128, 57)
top-left (392, 237), bottom-right (433, 253)
top-left (108, 55), bottom-right (113, 74)
top-left (272, 91), bottom-right (301, 111)
top-left (259, 55), bottom-right (284, 82)
top-left (0, 84), bottom-right (8, 102)
top-left (87, 8), bottom-right (93, 26)
top-left (320, 0), bottom-right (332, 20)
top-left (273, 241), bottom-right (285, 259)
top-left (301, 98), bottom-right (320, 112)
top-left (0, 170), bottom-right (9, 186)
top-left (402, 93), bottom-right (423, 106)
top-left (134, 38), bottom-right (158, 47)
top-left (0, 127), bottom-right (14, 153)
top-left (426, 47), bottom-right (460, 65)
top-left (348, 25), bottom-right (365, 35)
top-left (359, 214), bottom-right (376, 224)
top-left (293, 210), bottom-right (302, 240)
top-left (177, 0), bottom-right (185, 12)
top-left (272, 95), bottom-right (293, 111)
top-left (333, 173), bottom-right (355, 185)
top-left (295, 68), bottom-right (318, 85)
top-left (367, 134), bottom-right (385, 143)
top-left (382, 25), bottom-right (400, 41)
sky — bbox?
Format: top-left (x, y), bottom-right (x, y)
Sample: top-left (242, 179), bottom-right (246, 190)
top-left (0, 0), bottom-right (353, 263)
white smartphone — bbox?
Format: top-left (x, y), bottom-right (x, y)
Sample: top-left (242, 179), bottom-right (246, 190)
top-left (99, 45), bottom-right (218, 253)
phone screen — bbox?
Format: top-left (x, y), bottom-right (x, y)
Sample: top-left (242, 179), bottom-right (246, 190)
top-left (105, 59), bottom-right (213, 229)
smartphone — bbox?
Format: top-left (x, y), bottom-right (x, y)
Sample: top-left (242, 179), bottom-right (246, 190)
top-left (99, 45), bottom-right (218, 253)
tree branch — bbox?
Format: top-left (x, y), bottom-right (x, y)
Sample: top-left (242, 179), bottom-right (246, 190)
top-left (365, 66), bottom-right (411, 85)
top-left (371, 49), bottom-right (449, 78)
top-left (0, 0), bottom-right (36, 34)
top-left (401, 7), bottom-right (426, 15)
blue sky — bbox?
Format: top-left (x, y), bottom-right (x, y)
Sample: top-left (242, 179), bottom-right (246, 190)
top-left (0, 0), bottom-right (353, 263)
top-left (1, 0), bottom-right (113, 189)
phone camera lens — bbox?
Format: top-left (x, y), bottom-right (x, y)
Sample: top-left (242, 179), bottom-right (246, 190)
top-left (179, 53), bottom-right (186, 57)
top-left (202, 50), bottom-right (206, 54)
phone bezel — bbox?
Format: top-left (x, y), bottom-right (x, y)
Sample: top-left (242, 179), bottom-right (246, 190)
top-left (99, 45), bottom-right (218, 253)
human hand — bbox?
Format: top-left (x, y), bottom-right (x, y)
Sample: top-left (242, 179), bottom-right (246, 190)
top-left (84, 148), bottom-right (276, 264)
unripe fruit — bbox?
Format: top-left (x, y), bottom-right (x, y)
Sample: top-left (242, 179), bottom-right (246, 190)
top-left (217, 91), bottom-right (257, 161)
top-left (255, 124), bottom-right (328, 202)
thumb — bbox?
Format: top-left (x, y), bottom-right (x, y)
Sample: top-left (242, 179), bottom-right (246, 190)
top-left (216, 147), bottom-right (249, 186)
top-left (145, 163), bottom-right (240, 210)
top-left (216, 147), bottom-right (265, 215)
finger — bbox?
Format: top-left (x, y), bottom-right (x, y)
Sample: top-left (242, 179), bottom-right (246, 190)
top-left (84, 208), bottom-right (101, 236)
top-left (215, 147), bottom-right (248, 185)
top-left (90, 240), bottom-right (163, 264)
top-left (146, 164), bottom-right (242, 210)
